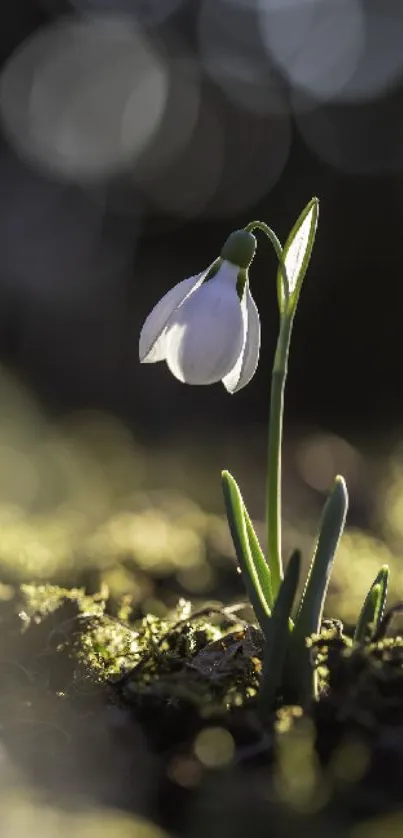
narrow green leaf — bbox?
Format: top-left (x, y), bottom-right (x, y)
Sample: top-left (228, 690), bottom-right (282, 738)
top-left (243, 505), bottom-right (274, 611)
top-left (277, 197), bottom-right (319, 315)
top-left (354, 565), bottom-right (389, 644)
top-left (354, 584), bottom-right (381, 645)
top-left (259, 549), bottom-right (301, 724)
top-left (221, 470), bottom-right (271, 634)
top-left (286, 475), bottom-right (348, 704)
top-left (295, 475), bottom-right (348, 640)
top-left (372, 564), bottom-right (389, 629)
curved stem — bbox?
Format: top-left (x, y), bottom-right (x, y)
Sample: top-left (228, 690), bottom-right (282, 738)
top-left (244, 220), bottom-right (289, 309)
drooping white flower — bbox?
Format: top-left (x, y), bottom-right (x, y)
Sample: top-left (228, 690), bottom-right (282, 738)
top-left (139, 231), bottom-right (260, 393)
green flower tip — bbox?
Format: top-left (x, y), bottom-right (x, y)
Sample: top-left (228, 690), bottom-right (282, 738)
top-left (305, 196), bottom-right (319, 219)
top-left (220, 230), bottom-right (257, 269)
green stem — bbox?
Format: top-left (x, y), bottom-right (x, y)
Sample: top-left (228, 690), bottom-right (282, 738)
top-left (267, 315), bottom-right (293, 596)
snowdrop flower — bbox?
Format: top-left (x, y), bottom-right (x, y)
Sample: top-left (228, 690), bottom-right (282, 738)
top-left (139, 230), bottom-right (260, 393)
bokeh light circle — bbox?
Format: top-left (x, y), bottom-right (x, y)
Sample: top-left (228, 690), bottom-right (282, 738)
top-left (259, 0), bottom-right (364, 102)
top-left (198, 0), bottom-right (286, 117)
top-left (0, 16), bottom-right (169, 181)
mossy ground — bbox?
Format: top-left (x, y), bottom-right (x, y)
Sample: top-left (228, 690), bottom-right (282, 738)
top-left (1, 584), bottom-right (403, 836)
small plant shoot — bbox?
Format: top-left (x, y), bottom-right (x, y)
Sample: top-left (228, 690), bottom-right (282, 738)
top-left (140, 197), bottom-right (392, 722)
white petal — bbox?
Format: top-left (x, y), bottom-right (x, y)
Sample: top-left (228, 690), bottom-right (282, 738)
top-left (164, 262), bottom-right (245, 384)
top-left (139, 273), bottom-right (203, 363)
top-left (223, 287), bottom-right (260, 393)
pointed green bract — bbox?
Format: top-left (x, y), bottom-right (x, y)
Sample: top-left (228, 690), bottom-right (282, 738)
top-left (286, 475), bottom-right (348, 704)
top-left (221, 470), bottom-right (272, 634)
top-left (277, 197), bottom-right (319, 315)
top-left (354, 565), bottom-right (389, 644)
top-left (259, 549), bottom-right (301, 723)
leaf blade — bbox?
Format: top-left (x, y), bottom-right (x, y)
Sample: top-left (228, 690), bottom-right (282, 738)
top-left (354, 565), bottom-right (389, 644)
top-left (222, 470), bottom-right (271, 634)
top-left (259, 549), bottom-right (301, 723)
top-left (243, 505), bottom-right (274, 611)
top-left (286, 475), bottom-right (348, 704)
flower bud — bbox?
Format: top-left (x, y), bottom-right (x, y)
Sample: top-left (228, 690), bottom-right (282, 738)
top-left (220, 230), bottom-right (256, 269)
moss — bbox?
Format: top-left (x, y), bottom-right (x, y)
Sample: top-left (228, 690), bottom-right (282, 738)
top-left (4, 583), bottom-right (403, 829)
top-left (0, 584), bottom-right (265, 760)
top-left (6, 584), bottom-right (403, 795)
top-left (15, 585), bottom-right (263, 721)
top-left (313, 631), bottom-right (403, 730)
top-left (13, 585), bottom-right (403, 733)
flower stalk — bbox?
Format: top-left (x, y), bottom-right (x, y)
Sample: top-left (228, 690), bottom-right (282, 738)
top-left (266, 313), bottom-right (292, 596)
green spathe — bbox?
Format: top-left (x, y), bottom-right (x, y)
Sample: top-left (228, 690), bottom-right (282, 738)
top-left (220, 230), bottom-right (257, 269)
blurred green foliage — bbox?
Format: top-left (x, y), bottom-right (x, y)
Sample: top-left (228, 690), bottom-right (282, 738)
top-left (0, 366), bottom-right (401, 633)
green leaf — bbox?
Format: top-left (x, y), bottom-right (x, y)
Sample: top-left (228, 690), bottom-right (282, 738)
top-left (243, 505), bottom-right (274, 611)
top-left (221, 470), bottom-right (272, 634)
top-left (258, 549), bottom-right (301, 724)
top-left (354, 565), bottom-right (389, 644)
top-left (286, 475), bottom-right (348, 704)
top-left (277, 197), bottom-right (319, 315)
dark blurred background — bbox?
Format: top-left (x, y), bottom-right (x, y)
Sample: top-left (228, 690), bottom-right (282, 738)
top-left (1, 0), bottom-right (402, 438)
top-left (0, 0), bottom-right (402, 624)
top-left (1, 2), bottom-right (403, 828)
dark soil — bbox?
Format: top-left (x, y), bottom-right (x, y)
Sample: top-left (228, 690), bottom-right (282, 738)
top-left (1, 585), bottom-right (403, 837)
